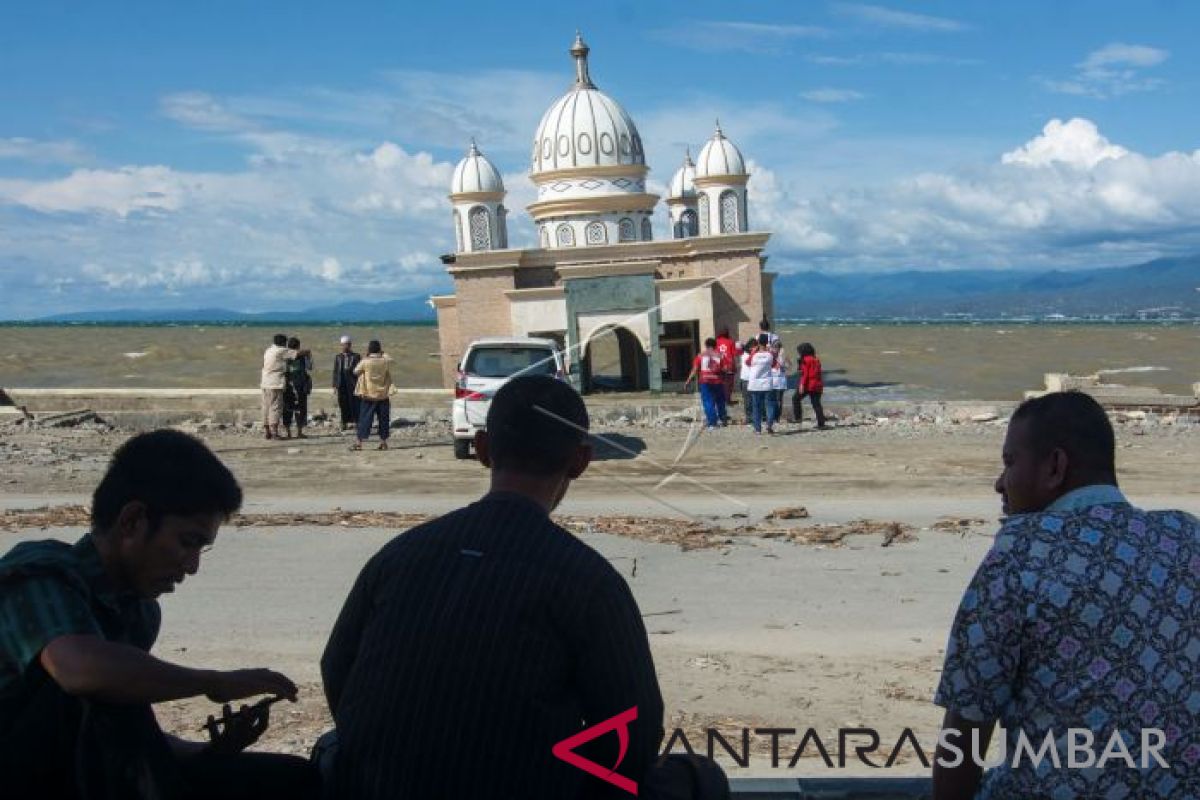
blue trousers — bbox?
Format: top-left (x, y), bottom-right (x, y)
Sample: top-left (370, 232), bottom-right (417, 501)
top-left (698, 382), bottom-right (726, 427)
top-left (749, 391), bottom-right (778, 432)
top-left (357, 399), bottom-right (390, 441)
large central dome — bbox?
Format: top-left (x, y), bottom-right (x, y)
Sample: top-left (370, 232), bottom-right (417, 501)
top-left (530, 34), bottom-right (645, 174)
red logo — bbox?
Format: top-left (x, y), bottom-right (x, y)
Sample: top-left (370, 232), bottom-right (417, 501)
top-left (552, 706), bottom-right (639, 795)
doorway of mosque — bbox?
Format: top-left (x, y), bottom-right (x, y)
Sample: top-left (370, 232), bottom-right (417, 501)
top-left (581, 325), bottom-right (649, 392)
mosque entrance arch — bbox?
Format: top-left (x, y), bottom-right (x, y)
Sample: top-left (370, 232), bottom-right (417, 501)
top-left (581, 325), bottom-right (649, 392)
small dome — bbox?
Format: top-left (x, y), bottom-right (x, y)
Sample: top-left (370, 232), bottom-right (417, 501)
top-left (530, 34), bottom-right (646, 174)
top-left (694, 122), bottom-right (747, 178)
top-left (666, 150), bottom-right (696, 200)
top-left (451, 140), bottom-right (504, 195)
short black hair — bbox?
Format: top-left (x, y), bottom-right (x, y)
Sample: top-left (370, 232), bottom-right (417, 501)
top-left (287, 336), bottom-right (300, 349)
top-left (798, 342), bottom-right (815, 357)
top-left (273, 334), bottom-right (287, 347)
top-left (486, 376), bottom-right (588, 476)
top-left (745, 338), bottom-right (758, 350)
top-left (759, 319), bottom-right (771, 331)
top-left (704, 337), bottom-right (717, 348)
top-left (1011, 391), bottom-right (1116, 477)
top-left (757, 333), bottom-right (769, 346)
top-left (367, 339), bottom-right (382, 354)
top-left (92, 430), bottom-right (243, 533)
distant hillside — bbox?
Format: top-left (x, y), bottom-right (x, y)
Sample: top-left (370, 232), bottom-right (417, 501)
top-left (26, 255), bottom-right (1200, 323)
top-left (38, 296), bottom-right (436, 324)
top-left (773, 255), bottom-right (1200, 318)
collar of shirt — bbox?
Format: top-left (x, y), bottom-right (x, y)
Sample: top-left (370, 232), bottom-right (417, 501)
top-left (71, 535), bottom-right (139, 613)
top-left (1046, 484), bottom-right (1128, 513)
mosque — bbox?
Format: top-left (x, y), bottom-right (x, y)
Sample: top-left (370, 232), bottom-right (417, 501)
top-left (431, 33), bottom-right (774, 393)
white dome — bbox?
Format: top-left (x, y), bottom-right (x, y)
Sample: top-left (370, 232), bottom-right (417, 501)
top-left (667, 150), bottom-right (696, 200)
top-left (694, 123), bottom-right (747, 178)
top-left (530, 34), bottom-right (646, 174)
top-left (451, 141), bottom-right (504, 195)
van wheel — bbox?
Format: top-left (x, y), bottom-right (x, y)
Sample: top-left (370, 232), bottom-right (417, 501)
top-left (453, 439), bottom-right (472, 459)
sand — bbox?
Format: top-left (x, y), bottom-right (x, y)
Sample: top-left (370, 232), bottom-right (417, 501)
top-left (2, 411), bottom-right (1198, 776)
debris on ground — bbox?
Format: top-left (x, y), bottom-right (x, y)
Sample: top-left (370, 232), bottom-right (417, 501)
top-left (931, 516), bottom-right (988, 532)
top-left (766, 506), bottom-right (810, 520)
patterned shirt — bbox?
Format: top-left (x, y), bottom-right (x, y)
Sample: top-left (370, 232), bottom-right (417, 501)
top-left (0, 536), bottom-right (160, 704)
top-left (935, 487), bottom-right (1199, 798)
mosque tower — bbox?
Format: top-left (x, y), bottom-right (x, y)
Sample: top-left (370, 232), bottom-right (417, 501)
top-left (449, 140), bottom-right (507, 252)
top-left (527, 32), bottom-right (658, 248)
top-left (693, 122), bottom-right (750, 236)
top-left (665, 149), bottom-right (699, 238)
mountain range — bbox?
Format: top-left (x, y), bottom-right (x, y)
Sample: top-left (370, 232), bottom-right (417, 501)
top-left (25, 255), bottom-right (1200, 323)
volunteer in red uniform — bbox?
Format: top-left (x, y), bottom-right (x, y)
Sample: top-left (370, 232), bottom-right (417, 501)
top-left (794, 342), bottom-right (827, 429)
top-left (714, 327), bottom-right (738, 405)
top-left (683, 337), bottom-right (728, 429)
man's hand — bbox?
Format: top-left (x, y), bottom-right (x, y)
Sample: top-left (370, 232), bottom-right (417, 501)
top-left (205, 668), bottom-right (297, 704)
top-left (204, 700), bottom-right (273, 755)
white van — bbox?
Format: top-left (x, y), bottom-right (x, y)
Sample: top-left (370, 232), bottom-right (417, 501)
top-left (451, 337), bottom-right (566, 458)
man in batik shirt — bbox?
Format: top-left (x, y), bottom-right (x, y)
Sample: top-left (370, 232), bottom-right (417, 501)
top-left (933, 391), bottom-right (1198, 799)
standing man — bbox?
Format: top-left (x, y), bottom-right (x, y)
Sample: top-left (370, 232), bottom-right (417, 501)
top-left (322, 376), bottom-right (665, 799)
top-left (932, 392), bottom-right (1198, 799)
top-left (715, 327), bottom-right (738, 405)
top-left (683, 337), bottom-right (727, 429)
top-left (758, 318), bottom-right (780, 348)
top-left (744, 333), bottom-right (777, 434)
top-left (331, 335), bottom-right (361, 432)
top-left (282, 336), bottom-right (313, 439)
top-left (0, 430), bottom-right (319, 798)
top-left (260, 334), bottom-right (298, 441)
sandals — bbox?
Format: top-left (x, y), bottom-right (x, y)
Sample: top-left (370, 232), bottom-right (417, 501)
top-left (349, 443), bottom-right (362, 451)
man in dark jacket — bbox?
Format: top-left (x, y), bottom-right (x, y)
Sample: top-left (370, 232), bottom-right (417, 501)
top-left (331, 335), bottom-right (361, 431)
top-left (322, 375), bottom-right (665, 799)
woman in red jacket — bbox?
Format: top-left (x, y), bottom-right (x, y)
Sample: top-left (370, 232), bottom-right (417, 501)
top-left (793, 342), bottom-right (827, 429)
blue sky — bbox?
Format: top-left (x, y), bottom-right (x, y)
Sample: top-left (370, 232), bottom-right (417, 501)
top-left (2, 1), bottom-right (1199, 317)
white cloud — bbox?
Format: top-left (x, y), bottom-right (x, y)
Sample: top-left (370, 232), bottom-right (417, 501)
top-left (1001, 118), bottom-right (1129, 170)
top-left (801, 88), bottom-right (865, 103)
top-left (650, 21), bottom-right (827, 54)
top-left (749, 118), bottom-right (1200, 271)
top-left (0, 166), bottom-right (187, 217)
top-left (805, 51), bottom-right (979, 67)
top-left (0, 137), bottom-right (90, 164)
top-left (834, 3), bottom-right (967, 32)
top-left (1041, 42), bottom-right (1169, 99)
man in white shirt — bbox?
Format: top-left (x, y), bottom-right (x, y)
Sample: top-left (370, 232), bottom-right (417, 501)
top-left (260, 334), bottom-right (296, 440)
top-left (744, 334), bottom-right (777, 434)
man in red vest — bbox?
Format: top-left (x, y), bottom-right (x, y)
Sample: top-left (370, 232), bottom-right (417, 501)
top-left (683, 337), bottom-right (727, 428)
top-left (714, 327), bottom-right (737, 405)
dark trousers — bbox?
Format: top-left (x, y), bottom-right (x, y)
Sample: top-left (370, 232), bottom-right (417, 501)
top-left (738, 379), bottom-right (752, 422)
top-left (749, 391), bottom-right (777, 433)
top-left (793, 390), bottom-right (826, 427)
top-left (335, 384), bottom-right (359, 426)
top-left (356, 399), bottom-right (390, 441)
top-left (282, 386), bottom-right (308, 429)
top-left (0, 690), bottom-right (318, 800)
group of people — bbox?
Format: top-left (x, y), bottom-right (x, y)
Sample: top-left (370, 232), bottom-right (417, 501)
top-left (1, 379), bottom-right (1196, 799)
top-left (262, 334), bottom-right (395, 450)
top-left (685, 320), bottom-right (826, 434)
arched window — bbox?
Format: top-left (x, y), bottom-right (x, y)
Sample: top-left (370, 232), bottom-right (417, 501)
top-left (469, 206), bottom-right (491, 250)
top-left (585, 221), bottom-right (607, 245)
top-left (698, 195), bottom-right (710, 236)
top-left (497, 206), bottom-right (508, 249)
top-left (539, 226), bottom-right (550, 248)
top-left (453, 210), bottom-right (463, 252)
top-left (556, 223), bottom-right (575, 247)
top-left (618, 218), bottom-right (636, 242)
top-left (719, 190), bottom-right (739, 234)
top-left (680, 209), bottom-right (698, 238)
top-left (640, 218), bottom-right (652, 241)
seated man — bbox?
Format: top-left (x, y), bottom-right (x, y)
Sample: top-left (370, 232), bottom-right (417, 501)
top-left (322, 375), bottom-right (666, 799)
top-left (0, 430), bottom-right (319, 799)
top-left (932, 392), bottom-right (1198, 799)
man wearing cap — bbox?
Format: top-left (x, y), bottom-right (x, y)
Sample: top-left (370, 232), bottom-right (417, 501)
top-left (331, 336), bottom-right (361, 432)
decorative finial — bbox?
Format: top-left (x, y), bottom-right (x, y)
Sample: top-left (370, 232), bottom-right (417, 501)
top-left (570, 31), bottom-right (594, 89)
top-left (714, 119), bottom-right (724, 137)
top-left (468, 138), bottom-right (479, 156)
top-left (684, 147), bottom-right (694, 167)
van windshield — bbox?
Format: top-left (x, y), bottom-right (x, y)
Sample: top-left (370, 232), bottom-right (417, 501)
top-left (464, 346), bottom-right (558, 379)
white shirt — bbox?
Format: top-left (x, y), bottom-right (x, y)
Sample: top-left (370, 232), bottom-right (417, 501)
top-left (745, 351), bottom-right (775, 391)
top-left (260, 345), bottom-right (296, 390)
top-left (769, 354), bottom-right (790, 391)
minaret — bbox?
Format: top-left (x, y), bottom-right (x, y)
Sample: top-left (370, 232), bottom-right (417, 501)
top-left (449, 140), bottom-right (507, 252)
top-left (666, 149), bottom-right (699, 238)
top-left (694, 121), bottom-right (750, 236)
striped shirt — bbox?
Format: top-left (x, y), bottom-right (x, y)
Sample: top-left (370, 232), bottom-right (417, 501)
top-left (0, 536), bottom-right (160, 714)
top-left (321, 491), bottom-right (665, 800)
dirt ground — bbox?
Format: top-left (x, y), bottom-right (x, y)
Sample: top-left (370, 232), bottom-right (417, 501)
top-left (2, 412), bottom-right (1198, 776)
